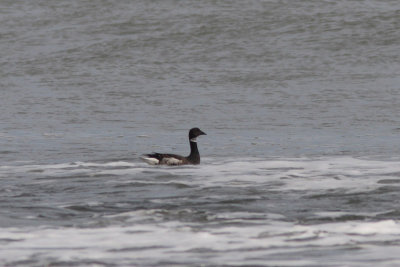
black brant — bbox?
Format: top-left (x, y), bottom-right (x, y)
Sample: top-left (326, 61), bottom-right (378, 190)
top-left (140, 128), bottom-right (206, 166)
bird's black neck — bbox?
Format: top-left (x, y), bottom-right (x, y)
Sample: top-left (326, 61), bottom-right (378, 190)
top-left (187, 140), bottom-right (200, 164)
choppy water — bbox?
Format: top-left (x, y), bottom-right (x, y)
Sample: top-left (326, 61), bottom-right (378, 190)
top-left (1, 0), bottom-right (400, 266)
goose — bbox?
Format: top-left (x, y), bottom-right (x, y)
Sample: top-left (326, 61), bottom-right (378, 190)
top-left (140, 128), bottom-right (206, 166)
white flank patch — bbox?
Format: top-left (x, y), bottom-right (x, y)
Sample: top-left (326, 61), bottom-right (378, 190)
top-left (140, 156), bottom-right (160, 165)
top-left (161, 157), bottom-right (183, 166)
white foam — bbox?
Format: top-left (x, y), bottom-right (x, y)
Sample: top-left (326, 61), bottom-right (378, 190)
top-left (0, 161), bottom-right (144, 179)
top-left (171, 156), bottom-right (400, 194)
top-left (3, 156), bottom-right (399, 194)
top-left (2, 218), bottom-right (400, 266)
top-left (2, 157), bottom-right (400, 265)
top-left (2, 156), bottom-right (400, 196)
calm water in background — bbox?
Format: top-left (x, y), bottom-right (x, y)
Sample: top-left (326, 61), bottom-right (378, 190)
top-left (1, 0), bottom-right (400, 266)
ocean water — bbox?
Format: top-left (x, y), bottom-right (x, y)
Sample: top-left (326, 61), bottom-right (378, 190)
top-left (1, 0), bottom-right (400, 266)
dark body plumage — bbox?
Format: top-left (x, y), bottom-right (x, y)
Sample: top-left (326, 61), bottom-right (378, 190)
top-left (140, 128), bottom-right (206, 166)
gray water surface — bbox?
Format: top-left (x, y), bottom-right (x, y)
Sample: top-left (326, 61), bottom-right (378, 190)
top-left (1, 1), bottom-right (400, 266)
